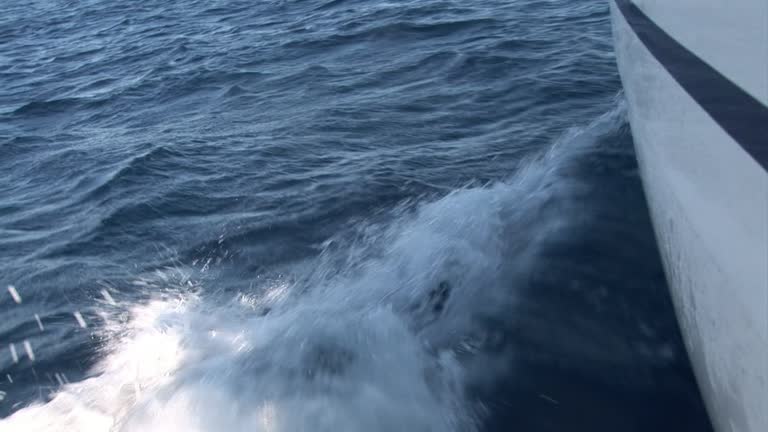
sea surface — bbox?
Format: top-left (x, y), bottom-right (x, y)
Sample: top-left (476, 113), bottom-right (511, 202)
top-left (0, 0), bottom-right (712, 431)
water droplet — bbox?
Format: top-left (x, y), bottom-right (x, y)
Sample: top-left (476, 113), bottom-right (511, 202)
top-left (22, 340), bottom-right (35, 362)
top-left (101, 289), bottom-right (116, 305)
top-left (73, 311), bottom-right (87, 328)
top-left (7, 285), bottom-right (21, 304)
top-left (34, 313), bottom-right (44, 331)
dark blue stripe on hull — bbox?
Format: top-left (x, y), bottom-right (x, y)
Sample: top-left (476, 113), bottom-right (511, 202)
top-left (615, 0), bottom-right (768, 171)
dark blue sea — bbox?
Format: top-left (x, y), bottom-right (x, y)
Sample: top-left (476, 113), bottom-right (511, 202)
top-left (0, 0), bottom-right (712, 431)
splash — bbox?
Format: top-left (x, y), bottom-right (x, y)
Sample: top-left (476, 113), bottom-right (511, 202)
top-left (0, 102), bottom-right (626, 432)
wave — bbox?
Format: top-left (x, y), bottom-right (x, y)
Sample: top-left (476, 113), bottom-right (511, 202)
top-left (0, 102), bottom-right (627, 432)
top-left (281, 18), bottom-right (500, 51)
top-left (11, 98), bottom-right (84, 117)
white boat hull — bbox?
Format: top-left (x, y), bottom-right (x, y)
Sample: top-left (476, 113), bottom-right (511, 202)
top-left (610, 2), bottom-right (768, 432)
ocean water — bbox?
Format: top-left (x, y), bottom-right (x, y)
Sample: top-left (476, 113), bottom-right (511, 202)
top-left (0, 0), bottom-right (712, 431)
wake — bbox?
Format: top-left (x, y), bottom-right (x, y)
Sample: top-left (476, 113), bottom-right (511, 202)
top-left (0, 99), bottom-right (627, 432)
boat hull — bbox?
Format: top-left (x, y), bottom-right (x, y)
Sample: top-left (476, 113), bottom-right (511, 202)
top-left (610, 2), bottom-right (768, 432)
